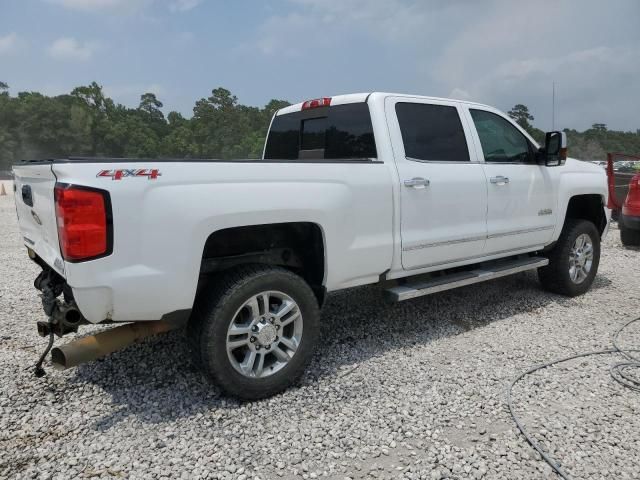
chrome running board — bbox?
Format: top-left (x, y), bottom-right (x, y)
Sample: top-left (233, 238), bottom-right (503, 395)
top-left (386, 256), bottom-right (549, 302)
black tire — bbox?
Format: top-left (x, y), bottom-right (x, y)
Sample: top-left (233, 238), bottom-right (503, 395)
top-left (188, 265), bottom-right (320, 400)
top-left (620, 223), bottom-right (640, 247)
top-left (538, 219), bottom-right (601, 297)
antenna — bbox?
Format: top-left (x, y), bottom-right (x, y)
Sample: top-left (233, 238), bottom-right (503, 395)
top-left (552, 81), bottom-right (556, 130)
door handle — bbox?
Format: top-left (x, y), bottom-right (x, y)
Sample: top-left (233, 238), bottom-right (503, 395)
top-left (490, 176), bottom-right (509, 185)
top-left (404, 177), bottom-right (430, 188)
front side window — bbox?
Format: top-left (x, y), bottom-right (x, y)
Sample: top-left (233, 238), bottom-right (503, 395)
top-left (395, 102), bottom-right (470, 162)
top-left (264, 103), bottom-right (377, 160)
top-left (470, 109), bottom-right (532, 163)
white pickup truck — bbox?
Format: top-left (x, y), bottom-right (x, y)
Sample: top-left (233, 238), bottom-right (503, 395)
top-left (13, 92), bottom-right (610, 399)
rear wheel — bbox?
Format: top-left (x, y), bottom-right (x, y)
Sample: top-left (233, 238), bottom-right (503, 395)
top-left (538, 219), bottom-right (600, 297)
top-left (620, 223), bottom-right (640, 247)
top-left (189, 265), bottom-right (320, 400)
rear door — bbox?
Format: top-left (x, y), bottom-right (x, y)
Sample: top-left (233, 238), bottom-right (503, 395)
top-left (385, 97), bottom-right (488, 270)
top-left (463, 107), bottom-right (556, 254)
top-left (12, 163), bottom-right (65, 276)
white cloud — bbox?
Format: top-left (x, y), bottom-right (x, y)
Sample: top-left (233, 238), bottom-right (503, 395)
top-left (46, 0), bottom-right (151, 14)
top-left (449, 88), bottom-right (471, 101)
top-left (248, 0), bottom-right (639, 130)
top-left (47, 0), bottom-right (204, 13)
top-left (251, 0), bottom-right (407, 56)
top-left (0, 33), bottom-right (19, 55)
top-left (252, 13), bottom-right (323, 57)
top-left (23, 0), bottom-right (640, 130)
top-left (47, 37), bottom-right (96, 61)
top-left (169, 0), bottom-right (203, 12)
top-left (248, 0), bottom-right (476, 61)
top-left (176, 31), bottom-right (196, 44)
top-left (456, 46), bottom-right (640, 130)
top-left (258, 0), bottom-right (462, 47)
top-left (428, 0), bottom-right (640, 130)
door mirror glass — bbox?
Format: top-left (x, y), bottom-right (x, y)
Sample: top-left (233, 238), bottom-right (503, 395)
top-left (543, 131), bottom-right (567, 166)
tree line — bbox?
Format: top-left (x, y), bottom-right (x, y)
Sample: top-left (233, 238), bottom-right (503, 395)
top-left (0, 81), bottom-right (289, 172)
top-left (1, 82), bottom-right (639, 172)
top-left (507, 104), bottom-right (640, 161)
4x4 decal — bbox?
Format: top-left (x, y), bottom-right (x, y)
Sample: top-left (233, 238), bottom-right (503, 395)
top-left (97, 169), bottom-right (161, 180)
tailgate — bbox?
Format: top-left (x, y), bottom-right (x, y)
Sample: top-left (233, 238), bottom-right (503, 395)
top-left (12, 163), bottom-right (65, 277)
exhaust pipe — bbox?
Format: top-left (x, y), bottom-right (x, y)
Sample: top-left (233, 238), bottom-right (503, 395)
top-left (51, 320), bottom-right (180, 370)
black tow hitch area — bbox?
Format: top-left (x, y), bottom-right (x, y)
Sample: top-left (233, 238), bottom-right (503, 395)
top-left (34, 268), bottom-right (86, 336)
top-left (32, 266), bottom-right (87, 377)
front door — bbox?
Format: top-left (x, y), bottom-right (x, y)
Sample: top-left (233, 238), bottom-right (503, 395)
top-left (386, 97), bottom-right (488, 270)
top-left (464, 107), bottom-right (557, 254)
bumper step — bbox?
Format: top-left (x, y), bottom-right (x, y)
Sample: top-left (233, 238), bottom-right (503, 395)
top-left (386, 256), bottom-right (549, 302)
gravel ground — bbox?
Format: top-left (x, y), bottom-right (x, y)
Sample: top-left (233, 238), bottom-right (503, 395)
top-left (1, 190), bottom-right (639, 480)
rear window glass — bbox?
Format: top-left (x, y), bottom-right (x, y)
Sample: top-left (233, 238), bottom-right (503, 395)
top-left (301, 117), bottom-right (327, 150)
top-left (264, 103), bottom-right (377, 160)
top-left (395, 103), bottom-right (470, 162)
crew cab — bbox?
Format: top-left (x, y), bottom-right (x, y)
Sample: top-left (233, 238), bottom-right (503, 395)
top-left (13, 92), bottom-right (610, 399)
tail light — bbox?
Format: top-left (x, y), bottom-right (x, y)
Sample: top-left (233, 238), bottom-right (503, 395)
top-left (301, 97), bottom-right (331, 110)
top-left (54, 184), bottom-right (112, 262)
top-left (622, 174), bottom-right (640, 217)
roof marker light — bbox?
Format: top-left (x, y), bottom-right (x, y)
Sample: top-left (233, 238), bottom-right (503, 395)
top-left (301, 97), bottom-right (332, 110)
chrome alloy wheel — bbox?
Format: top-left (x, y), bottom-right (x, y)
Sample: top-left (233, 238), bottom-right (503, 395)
top-left (226, 291), bottom-right (303, 378)
top-left (569, 233), bottom-right (594, 284)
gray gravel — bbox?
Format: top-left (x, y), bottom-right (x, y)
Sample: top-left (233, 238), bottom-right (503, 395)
top-left (1, 188), bottom-right (639, 480)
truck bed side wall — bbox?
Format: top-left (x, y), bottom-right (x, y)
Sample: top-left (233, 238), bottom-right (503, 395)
top-left (53, 161), bottom-right (394, 322)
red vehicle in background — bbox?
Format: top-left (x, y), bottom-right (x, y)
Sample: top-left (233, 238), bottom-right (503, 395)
top-left (607, 153), bottom-right (640, 246)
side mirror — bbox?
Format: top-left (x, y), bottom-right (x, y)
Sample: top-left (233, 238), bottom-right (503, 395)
top-left (540, 131), bottom-right (567, 166)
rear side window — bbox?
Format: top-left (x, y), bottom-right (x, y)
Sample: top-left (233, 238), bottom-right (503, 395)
top-left (395, 103), bottom-right (470, 162)
top-left (264, 103), bottom-right (377, 160)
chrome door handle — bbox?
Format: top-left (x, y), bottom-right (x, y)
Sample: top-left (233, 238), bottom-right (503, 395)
top-left (490, 176), bottom-right (509, 185)
top-left (404, 177), bottom-right (430, 188)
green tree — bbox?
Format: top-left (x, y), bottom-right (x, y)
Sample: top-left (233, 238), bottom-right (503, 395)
top-left (139, 93), bottom-right (164, 121)
top-left (71, 82), bottom-right (113, 155)
top-left (507, 103), bottom-right (544, 143)
top-left (160, 111), bottom-right (194, 157)
top-left (138, 92), bottom-right (167, 140)
top-left (508, 104), bottom-right (534, 129)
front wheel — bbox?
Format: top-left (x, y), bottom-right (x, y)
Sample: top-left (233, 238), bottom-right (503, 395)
top-left (538, 219), bottom-right (601, 297)
top-left (189, 265), bottom-right (320, 400)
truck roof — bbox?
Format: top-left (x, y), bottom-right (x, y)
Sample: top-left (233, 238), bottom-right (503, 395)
top-left (276, 92), bottom-right (494, 116)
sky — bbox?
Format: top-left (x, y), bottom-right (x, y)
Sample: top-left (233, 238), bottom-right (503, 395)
top-left (1, 0), bottom-right (639, 131)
